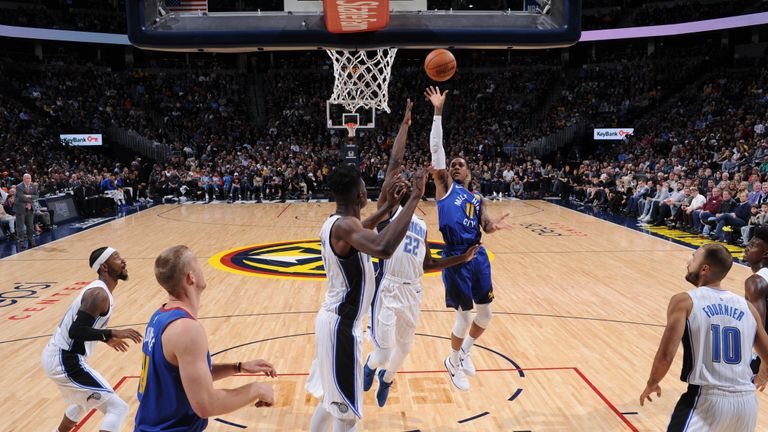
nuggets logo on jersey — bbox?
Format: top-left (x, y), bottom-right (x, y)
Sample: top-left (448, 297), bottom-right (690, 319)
top-left (210, 239), bottom-right (485, 280)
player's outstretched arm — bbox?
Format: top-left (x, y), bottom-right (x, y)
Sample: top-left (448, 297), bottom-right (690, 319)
top-left (640, 293), bottom-right (692, 406)
top-left (745, 275), bottom-right (768, 327)
top-left (424, 243), bottom-right (480, 272)
top-left (424, 86), bottom-right (450, 200)
top-left (363, 178), bottom-right (407, 230)
top-left (747, 303), bottom-right (768, 390)
top-left (479, 196), bottom-right (512, 234)
top-left (69, 288), bottom-right (141, 352)
top-left (336, 168), bottom-right (428, 259)
top-left (168, 319), bottom-right (274, 417)
top-left (378, 99), bottom-right (413, 210)
top-left (211, 359), bottom-right (277, 381)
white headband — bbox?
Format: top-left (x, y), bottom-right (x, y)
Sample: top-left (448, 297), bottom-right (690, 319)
top-left (91, 247), bottom-right (117, 272)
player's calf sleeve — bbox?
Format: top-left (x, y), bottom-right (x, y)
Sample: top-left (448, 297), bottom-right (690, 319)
top-left (452, 308), bottom-right (473, 339)
top-left (65, 404), bottom-right (87, 422)
top-left (474, 303), bottom-right (493, 329)
top-left (98, 396), bottom-right (129, 432)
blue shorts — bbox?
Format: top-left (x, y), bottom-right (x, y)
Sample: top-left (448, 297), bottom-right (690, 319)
top-left (442, 246), bottom-right (494, 310)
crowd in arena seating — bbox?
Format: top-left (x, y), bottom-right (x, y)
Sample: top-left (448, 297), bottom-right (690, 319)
top-left (633, 0), bottom-right (767, 26)
top-left (1, 36), bottom-right (767, 253)
top-left (566, 66), bottom-right (768, 246)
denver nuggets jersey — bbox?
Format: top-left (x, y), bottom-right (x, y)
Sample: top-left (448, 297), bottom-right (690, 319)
top-left (378, 207), bottom-right (428, 283)
top-left (681, 287), bottom-right (757, 391)
top-left (135, 306), bottom-right (208, 432)
top-left (320, 215), bottom-right (376, 322)
top-left (437, 181), bottom-right (482, 251)
top-left (47, 280), bottom-right (113, 357)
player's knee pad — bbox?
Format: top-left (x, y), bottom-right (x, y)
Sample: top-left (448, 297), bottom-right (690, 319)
top-left (452, 308), bottom-right (473, 338)
top-left (65, 404), bottom-right (87, 422)
top-left (474, 303), bottom-right (493, 329)
top-left (98, 396), bottom-right (129, 432)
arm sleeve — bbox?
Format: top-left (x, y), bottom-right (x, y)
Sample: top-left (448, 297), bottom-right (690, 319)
top-left (68, 310), bottom-right (113, 342)
top-left (430, 115), bottom-right (446, 170)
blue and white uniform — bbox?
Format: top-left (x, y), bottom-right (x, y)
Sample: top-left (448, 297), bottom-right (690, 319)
top-left (40, 280), bottom-right (116, 411)
top-left (135, 306), bottom-right (209, 431)
top-left (370, 207), bottom-right (428, 353)
top-left (667, 286), bottom-right (758, 432)
top-left (437, 181), bottom-right (493, 310)
top-left (306, 215), bottom-right (376, 419)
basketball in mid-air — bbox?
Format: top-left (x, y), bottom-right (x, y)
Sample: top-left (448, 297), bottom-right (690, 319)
top-left (424, 49), bottom-right (457, 82)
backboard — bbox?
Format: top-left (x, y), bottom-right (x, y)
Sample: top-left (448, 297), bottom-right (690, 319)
top-left (126, 0), bottom-right (581, 52)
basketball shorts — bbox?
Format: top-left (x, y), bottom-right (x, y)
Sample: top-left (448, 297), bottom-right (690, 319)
top-left (667, 384), bottom-right (757, 432)
top-left (370, 276), bottom-right (423, 351)
top-left (442, 246), bottom-right (493, 310)
top-left (306, 309), bottom-right (363, 420)
top-left (41, 344), bottom-right (115, 412)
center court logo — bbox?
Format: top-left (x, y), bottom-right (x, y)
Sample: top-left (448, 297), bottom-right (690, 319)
top-left (210, 239), bottom-right (493, 280)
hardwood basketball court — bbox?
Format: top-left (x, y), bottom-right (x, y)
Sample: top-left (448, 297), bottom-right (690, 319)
top-left (1, 200), bottom-right (765, 431)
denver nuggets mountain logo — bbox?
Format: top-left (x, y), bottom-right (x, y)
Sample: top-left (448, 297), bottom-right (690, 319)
top-left (210, 239), bottom-right (455, 280)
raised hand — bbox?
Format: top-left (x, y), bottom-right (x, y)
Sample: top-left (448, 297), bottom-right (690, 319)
top-left (242, 359), bottom-right (277, 378)
top-left (388, 179), bottom-right (409, 206)
top-left (402, 98), bottom-right (413, 127)
top-left (424, 86), bottom-right (448, 114)
top-left (411, 166), bottom-right (430, 199)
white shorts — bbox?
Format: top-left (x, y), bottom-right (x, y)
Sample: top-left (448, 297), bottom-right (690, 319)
top-left (668, 385), bottom-right (757, 432)
top-left (370, 277), bottom-right (422, 350)
top-left (41, 344), bottom-right (115, 412)
top-left (305, 309), bottom-right (363, 420)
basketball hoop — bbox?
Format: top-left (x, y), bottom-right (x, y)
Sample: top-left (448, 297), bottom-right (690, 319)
top-left (344, 122), bottom-right (358, 139)
top-left (327, 48), bottom-right (398, 113)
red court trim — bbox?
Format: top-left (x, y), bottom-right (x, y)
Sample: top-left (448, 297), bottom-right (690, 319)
top-left (573, 367), bottom-right (639, 432)
top-left (72, 375), bottom-right (138, 432)
top-left (276, 204), bottom-right (292, 218)
top-left (75, 368), bottom-right (638, 431)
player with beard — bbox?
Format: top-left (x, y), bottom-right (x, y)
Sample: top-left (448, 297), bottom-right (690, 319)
top-left (41, 247), bottom-right (142, 432)
top-left (640, 244), bottom-right (768, 431)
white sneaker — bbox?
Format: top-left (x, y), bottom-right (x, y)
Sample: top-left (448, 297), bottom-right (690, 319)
top-left (460, 350), bottom-right (476, 376)
top-left (444, 356), bottom-right (470, 391)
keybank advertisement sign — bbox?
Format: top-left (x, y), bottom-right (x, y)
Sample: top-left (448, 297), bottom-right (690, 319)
top-left (60, 134), bottom-right (103, 146)
top-left (594, 128), bottom-right (634, 140)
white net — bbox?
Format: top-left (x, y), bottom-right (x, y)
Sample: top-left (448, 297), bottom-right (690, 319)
top-left (326, 48), bottom-right (398, 113)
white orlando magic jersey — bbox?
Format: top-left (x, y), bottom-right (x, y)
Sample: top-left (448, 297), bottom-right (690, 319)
top-left (319, 215), bottom-right (376, 323)
top-left (379, 207), bottom-right (428, 283)
top-left (47, 280), bottom-right (114, 358)
top-left (682, 286), bottom-right (756, 391)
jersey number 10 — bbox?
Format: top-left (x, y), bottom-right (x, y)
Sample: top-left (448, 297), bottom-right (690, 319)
top-left (710, 324), bottom-right (741, 364)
